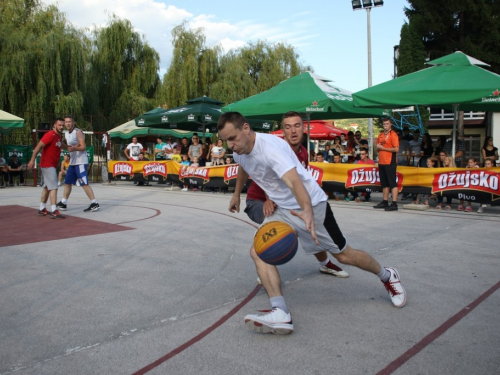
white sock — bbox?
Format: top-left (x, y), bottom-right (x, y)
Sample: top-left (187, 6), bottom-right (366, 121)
top-left (319, 258), bottom-right (330, 266)
top-left (62, 198), bottom-right (67, 204)
top-left (51, 205), bottom-right (56, 212)
top-left (270, 296), bottom-right (288, 314)
top-left (40, 203), bottom-right (46, 210)
top-left (378, 267), bottom-right (390, 283)
top-left (91, 199), bottom-right (97, 204)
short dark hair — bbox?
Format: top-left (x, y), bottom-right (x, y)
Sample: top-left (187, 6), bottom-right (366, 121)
top-left (53, 117), bottom-right (64, 124)
top-left (348, 131), bottom-right (354, 136)
top-left (157, 137), bottom-right (163, 141)
top-left (64, 115), bottom-right (74, 121)
top-left (281, 111), bottom-right (302, 124)
top-left (360, 147), bottom-right (369, 154)
top-left (381, 117), bottom-right (391, 123)
top-left (217, 112), bottom-right (248, 131)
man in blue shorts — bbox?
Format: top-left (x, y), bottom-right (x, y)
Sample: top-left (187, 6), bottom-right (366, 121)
top-left (57, 115), bottom-right (100, 212)
top-left (218, 112), bottom-right (406, 335)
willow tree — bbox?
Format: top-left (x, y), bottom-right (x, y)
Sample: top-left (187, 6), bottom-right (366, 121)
top-left (161, 22), bottom-right (220, 107)
top-left (0, 0), bottom-right (89, 132)
top-left (211, 40), bottom-right (307, 105)
top-left (88, 16), bottom-right (160, 130)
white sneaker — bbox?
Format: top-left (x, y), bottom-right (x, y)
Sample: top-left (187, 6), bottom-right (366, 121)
top-left (382, 267), bottom-right (406, 308)
top-left (319, 263), bottom-right (349, 278)
top-left (181, 188), bottom-right (188, 192)
top-left (477, 205), bottom-right (485, 213)
top-left (244, 307), bottom-right (293, 334)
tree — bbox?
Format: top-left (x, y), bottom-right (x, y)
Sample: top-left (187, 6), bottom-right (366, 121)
top-left (396, 23), bottom-right (426, 77)
top-left (88, 16), bottom-right (160, 130)
top-left (405, 0), bottom-right (500, 73)
top-left (0, 0), bottom-right (89, 132)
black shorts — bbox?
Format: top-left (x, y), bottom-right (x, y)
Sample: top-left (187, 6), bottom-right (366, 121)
top-left (378, 164), bottom-right (397, 189)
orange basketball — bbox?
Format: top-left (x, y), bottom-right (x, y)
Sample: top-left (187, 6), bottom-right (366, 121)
top-left (253, 221), bottom-right (298, 265)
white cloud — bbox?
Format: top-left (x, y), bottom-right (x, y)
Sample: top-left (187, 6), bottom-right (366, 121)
top-left (42, 0), bottom-right (316, 70)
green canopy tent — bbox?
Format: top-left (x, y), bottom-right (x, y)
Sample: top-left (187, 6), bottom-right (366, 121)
top-left (352, 51), bottom-right (500, 159)
top-left (222, 72), bottom-right (387, 157)
top-left (0, 110), bottom-right (24, 135)
top-left (135, 96), bottom-right (274, 134)
top-left (109, 119), bottom-right (208, 140)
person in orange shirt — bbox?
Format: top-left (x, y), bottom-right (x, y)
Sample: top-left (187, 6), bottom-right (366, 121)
top-left (374, 117), bottom-right (399, 211)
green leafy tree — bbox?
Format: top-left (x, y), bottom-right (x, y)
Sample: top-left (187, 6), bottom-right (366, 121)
top-left (0, 0), bottom-right (89, 133)
top-left (405, 0), bottom-right (500, 73)
top-left (88, 16), bottom-right (160, 131)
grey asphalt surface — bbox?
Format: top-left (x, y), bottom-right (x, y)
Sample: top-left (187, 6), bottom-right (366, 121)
top-left (1, 183), bottom-right (499, 375)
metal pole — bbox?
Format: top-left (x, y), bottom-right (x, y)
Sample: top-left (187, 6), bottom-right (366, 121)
top-left (366, 7), bottom-right (374, 160)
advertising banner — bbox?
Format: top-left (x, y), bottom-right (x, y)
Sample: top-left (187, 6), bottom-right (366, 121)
top-left (108, 161), bottom-right (500, 205)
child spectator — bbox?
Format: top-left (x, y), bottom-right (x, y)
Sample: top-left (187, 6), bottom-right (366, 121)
top-left (478, 159), bottom-right (495, 213)
top-left (58, 154), bottom-right (70, 186)
top-left (171, 147), bottom-right (182, 163)
top-left (225, 156), bottom-right (233, 165)
top-left (457, 158), bottom-right (479, 212)
top-left (415, 157), bottom-right (435, 205)
top-left (436, 156), bottom-right (456, 210)
top-left (180, 154), bottom-right (191, 192)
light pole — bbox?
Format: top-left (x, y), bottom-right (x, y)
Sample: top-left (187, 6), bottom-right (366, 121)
top-left (352, 0), bottom-right (383, 160)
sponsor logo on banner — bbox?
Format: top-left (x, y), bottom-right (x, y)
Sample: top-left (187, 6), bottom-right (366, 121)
top-left (204, 114), bottom-right (213, 122)
top-left (346, 167), bottom-right (404, 191)
top-left (432, 170), bottom-right (500, 197)
top-left (179, 166), bottom-right (210, 181)
top-left (188, 114), bottom-right (195, 121)
top-left (161, 115), bottom-right (168, 123)
top-left (113, 162), bottom-right (133, 177)
top-left (137, 118), bottom-right (145, 126)
top-left (308, 165), bottom-right (324, 186)
top-left (262, 122), bottom-right (271, 130)
top-left (224, 165), bottom-right (239, 184)
top-left (143, 162), bottom-right (167, 177)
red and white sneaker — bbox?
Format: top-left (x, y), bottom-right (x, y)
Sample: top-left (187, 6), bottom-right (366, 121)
top-left (244, 307), bottom-right (293, 334)
top-left (382, 267), bottom-right (406, 307)
top-left (319, 262), bottom-right (349, 278)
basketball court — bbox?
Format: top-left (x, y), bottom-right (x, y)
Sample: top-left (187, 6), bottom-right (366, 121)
top-left (1, 183), bottom-right (499, 375)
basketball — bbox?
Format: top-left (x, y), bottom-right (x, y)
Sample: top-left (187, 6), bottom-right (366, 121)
top-left (253, 221), bottom-right (298, 265)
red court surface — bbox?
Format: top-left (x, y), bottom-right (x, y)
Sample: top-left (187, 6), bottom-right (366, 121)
top-left (1, 205), bottom-right (133, 246)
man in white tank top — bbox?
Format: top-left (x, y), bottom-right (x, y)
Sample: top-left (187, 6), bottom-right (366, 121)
top-left (56, 116), bottom-right (100, 212)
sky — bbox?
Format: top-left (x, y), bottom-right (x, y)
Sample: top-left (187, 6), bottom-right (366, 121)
top-left (43, 0), bottom-right (409, 93)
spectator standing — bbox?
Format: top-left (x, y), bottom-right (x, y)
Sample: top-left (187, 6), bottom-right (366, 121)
top-left (443, 131), bottom-right (465, 167)
top-left (353, 131), bottom-right (368, 161)
top-left (408, 129), bottom-right (422, 166)
top-left (432, 135), bottom-right (447, 160)
top-left (354, 147), bottom-right (375, 202)
top-left (188, 135), bottom-right (202, 162)
top-left (180, 154), bottom-right (191, 192)
top-left (402, 126), bottom-right (413, 141)
top-left (436, 156), bottom-right (456, 210)
top-left (171, 147), bottom-right (182, 163)
top-left (124, 137), bottom-right (143, 161)
top-left (478, 159), bottom-right (495, 213)
top-left (27, 118), bottom-right (65, 219)
top-left (395, 130), bottom-right (410, 166)
top-left (154, 137), bottom-right (166, 160)
top-left (322, 144), bottom-right (332, 162)
top-left (0, 154), bottom-right (8, 187)
top-left (481, 136), bottom-right (498, 166)
top-left (374, 117), bottom-right (399, 211)
top-left (457, 157), bottom-right (479, 212)
top-left (7, 154), bottom-right (24, 186)
top-left (180, 137), bottom-right (189, 156)
top-left (420, 132), bottom-right (434, 167)
top-left (163, 137), bottom-right (177, 160)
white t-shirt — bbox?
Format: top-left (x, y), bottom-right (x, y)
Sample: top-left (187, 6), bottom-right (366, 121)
top-left (212, 146), bottom-right (225, 158)
top-left (127, 142), bottom-right (143, 160)
top-left (234, 133), bottom-right (327, 209)
top-left (163, 142), bottom-right (177, 160)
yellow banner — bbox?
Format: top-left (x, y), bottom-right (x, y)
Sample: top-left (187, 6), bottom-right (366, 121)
top-left (108, 161), bottom-right (500, 205)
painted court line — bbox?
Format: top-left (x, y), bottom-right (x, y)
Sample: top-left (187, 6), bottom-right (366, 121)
top-left (131, 285), bottom-right (262, 375)
top-left (376, 279), bottom-right (500, 375)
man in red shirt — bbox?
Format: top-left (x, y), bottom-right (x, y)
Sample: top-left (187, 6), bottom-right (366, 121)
top-left (244, 111), bottom-right (348, 278)
top-left (374, 117), bottom-right (399, 211)
top-left (28, 118), bottom-right (65, 219)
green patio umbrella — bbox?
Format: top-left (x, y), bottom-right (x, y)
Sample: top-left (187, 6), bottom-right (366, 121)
top-left (352, 51), bottom-right (500, 159)
top-left (109, 119), bottom-right (209, 140)
top-left (222, 72), bottom-right (387, 156)
top-left (0, 110), bottom-right (25, 135)
top-left (135, 96), bottom-right (273, 133)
